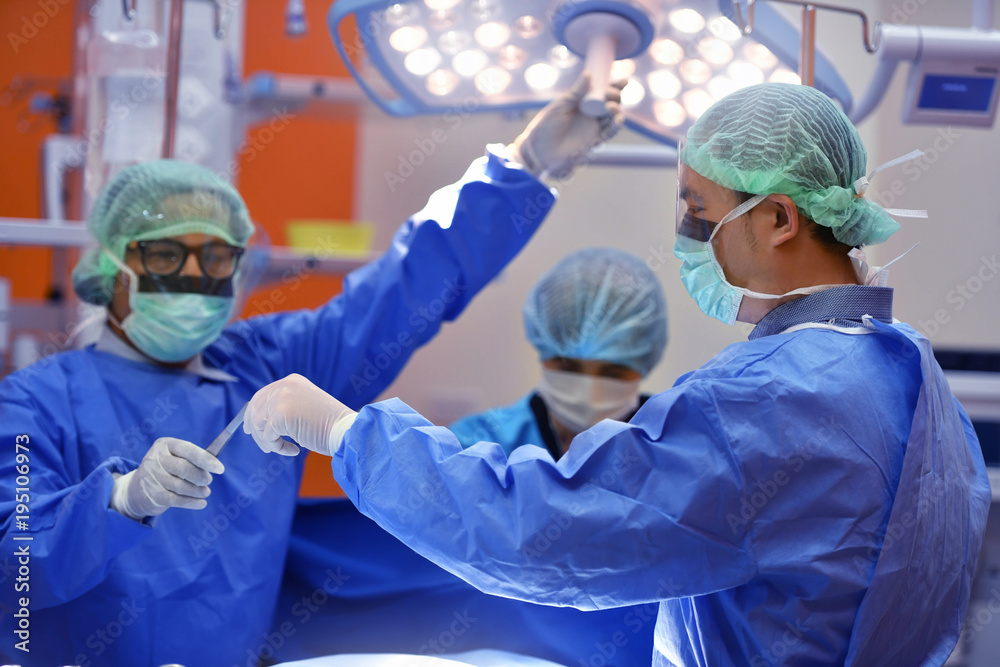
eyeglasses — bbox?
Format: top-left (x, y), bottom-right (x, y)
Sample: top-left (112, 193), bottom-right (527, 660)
top-left (128, 239), bottom-right (245, 279)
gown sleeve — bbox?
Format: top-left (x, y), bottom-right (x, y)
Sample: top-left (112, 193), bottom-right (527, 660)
top-left (0, 372), bottom-right (151, 609)
top-left (231, 150), bottom-right (556, 408)
top-left (331, 377), bottom-right (759, 611)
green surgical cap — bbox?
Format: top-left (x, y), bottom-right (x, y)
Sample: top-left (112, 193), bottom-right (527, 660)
top-left (72, 160), bottom-right (254, 305)
top-left (683, 82), bottom-right (899, 247)
top-left (523, 248), bottom-right (668, 376)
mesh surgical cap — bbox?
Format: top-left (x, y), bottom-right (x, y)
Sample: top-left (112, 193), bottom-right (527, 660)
top-left (523, 248), bottom-right (668, 376)
top-left (72, 159), bottom-right (254, 305)
top-left (683, 82), bottom-right (899, 247)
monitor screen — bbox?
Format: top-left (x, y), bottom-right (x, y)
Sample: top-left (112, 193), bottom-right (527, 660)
top-left (973, 422), bottom-right (1000, 467)
top-left (936, 349), bottom-right (1000, 466)
top-left (918, 75), bottom-right (996, 112)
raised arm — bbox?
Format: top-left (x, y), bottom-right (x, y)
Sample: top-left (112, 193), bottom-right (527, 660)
top-left (225, 74), bottom-right (626, 407)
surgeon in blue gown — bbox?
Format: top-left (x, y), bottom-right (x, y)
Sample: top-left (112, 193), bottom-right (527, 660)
top-left (0, 76), bottom-right (625, 666)
top-left (244, 83), bottom-right (991, 666)
top-left (451, 247), bottom-right (668, 460)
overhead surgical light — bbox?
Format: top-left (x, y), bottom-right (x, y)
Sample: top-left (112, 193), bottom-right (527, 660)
top-left (330, 0), bottom-right (1000, 151)
top-left (327, 0), bottom-right (847, 145)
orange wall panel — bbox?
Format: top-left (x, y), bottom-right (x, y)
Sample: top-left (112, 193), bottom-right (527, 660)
top-left (0, 1), bottom-right (73, 297)
top-left (1, 0), bottom-right (355, 497)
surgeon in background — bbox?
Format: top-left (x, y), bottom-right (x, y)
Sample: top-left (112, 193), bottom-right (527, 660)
top-left (451, 247), bottom-right (668, 459)
top-left (0, 75), bottom-right (624, 666)
top-left (243, 82), bottom-right (990, 666)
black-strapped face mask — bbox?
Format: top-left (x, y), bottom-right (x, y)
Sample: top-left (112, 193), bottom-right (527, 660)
top-left (137, 273), bottom-right (236, 297)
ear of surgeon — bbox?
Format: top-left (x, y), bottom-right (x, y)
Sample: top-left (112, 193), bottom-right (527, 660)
top-left (674, 82), bottom-right (905, 326)
top-left (675, 163), bottom-right (862, 325)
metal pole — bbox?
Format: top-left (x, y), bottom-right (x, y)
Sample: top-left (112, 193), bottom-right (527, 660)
top-left (162, 0), bottom-right (185, 158)
top-left (972, 0), bottom-right (994, 31)
top-left (800, 4), bottom-right (816, 86)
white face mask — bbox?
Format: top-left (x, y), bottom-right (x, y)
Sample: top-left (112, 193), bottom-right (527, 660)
top-left (537, 368), bottom-right (641, 434)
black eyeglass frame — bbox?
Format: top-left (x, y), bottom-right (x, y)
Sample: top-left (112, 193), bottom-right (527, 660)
top-left (128, 239), bottom-right (246, 280)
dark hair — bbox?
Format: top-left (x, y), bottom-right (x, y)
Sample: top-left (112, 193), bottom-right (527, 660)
top-left (734, 190), bottom-right (857, 253)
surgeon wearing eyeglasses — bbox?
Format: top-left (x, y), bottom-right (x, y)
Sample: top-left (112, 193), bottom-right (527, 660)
top-left (243, 83), bottom-right (991, 666)
top-left (0, 76), bottom-right (625, 667)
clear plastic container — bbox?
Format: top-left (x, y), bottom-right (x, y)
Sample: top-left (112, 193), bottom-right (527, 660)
top-left (72, 1), bottom-right (170, 213)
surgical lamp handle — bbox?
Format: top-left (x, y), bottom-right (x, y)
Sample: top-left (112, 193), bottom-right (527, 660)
top-left (581, 33), bottom-right (616, 117)
top-left (213, 0), bottom-right (229, 39)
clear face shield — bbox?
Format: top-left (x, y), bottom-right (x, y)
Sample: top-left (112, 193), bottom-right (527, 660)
top-left (675, 138), bottom-right (771, 246)
top-left (676, 139), bottom-right (718, 245)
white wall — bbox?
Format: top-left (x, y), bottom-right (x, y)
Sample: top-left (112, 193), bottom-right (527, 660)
top-left (354, 0), bottom-right (1000, 425)
top-left (873, 0), bottom-right (1000, 348)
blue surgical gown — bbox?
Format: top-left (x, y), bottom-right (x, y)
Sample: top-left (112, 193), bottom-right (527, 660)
top-left (451, 393), bottom-right (548, 457)
top-left (330, 286), bottom-right (991, 666)
top-left (450, 391), bottom-right (651, 459)
top-left (444, 393), bottom-right (656, 664)
top-left (271, 497), bottom-right (660, 666)
top-left (0, 152), bottom-right (555, 667)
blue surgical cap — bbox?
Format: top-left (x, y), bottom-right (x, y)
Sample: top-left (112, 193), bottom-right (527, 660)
top-left (523, 248), bottom-right (668, 376)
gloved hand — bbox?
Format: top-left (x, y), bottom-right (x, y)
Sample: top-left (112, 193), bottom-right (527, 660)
top-left (243, 373), bottom-right (357, 457)
top-left (110, 437), bottom-right (224, 520)
top-left (510, 73), bottom-right (626, 181)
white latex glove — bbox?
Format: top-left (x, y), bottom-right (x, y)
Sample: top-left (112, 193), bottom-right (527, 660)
top-left (510, 72), bottom-right (626, 181)
top-left (243, 373), bottom-right (358, 457)
top-left (110, 437), bottom-right (224, 520)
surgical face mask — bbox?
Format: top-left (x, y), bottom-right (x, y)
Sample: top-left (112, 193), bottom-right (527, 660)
top-left (104, 250), bottom-right (234, 363)
top-left (537, 367), bottom-right (641, 434)
top-left (673, 139), bottom-right (839, 326)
